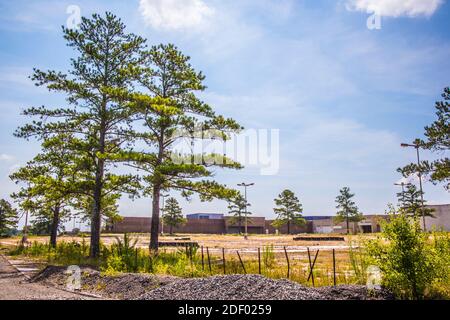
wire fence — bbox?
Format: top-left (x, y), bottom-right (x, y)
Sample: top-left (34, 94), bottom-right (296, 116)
top-left (179, 244), bottom-right (363, 287)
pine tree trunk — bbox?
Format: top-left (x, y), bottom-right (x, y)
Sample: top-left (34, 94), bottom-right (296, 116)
top-left (287, 220), bottom-right (291, 235)
top-left (346, 217), bottom-right (350, 235)
top-left (49, 205), bottom-right (60, 248)
top-left (149, 184), bottom-right (161, 251)
top-left (90, 121), bottom-right (106, 258)
top-left (90, 166), bottom-right (103, 258)
top-left (169, 224), bottom-right (173, 235)
top-left (238, 215), bottom-right (242, 235)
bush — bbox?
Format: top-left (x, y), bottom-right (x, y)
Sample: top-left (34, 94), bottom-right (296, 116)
top-left (366, 213), bottom-right (449, 299)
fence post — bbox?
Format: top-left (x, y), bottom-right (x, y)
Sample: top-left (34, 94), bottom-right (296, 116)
top-left (206, 247), bottom-right (212, 274)
top-left (307, 249), bottom-right (319, 287)
top-left (307, 247), bottom-right (312, 282)
top-left (222, 248), bottom-right (226, 274)
top-left (333, 249), bottom-right (336, 286)
top-left (201, 246), bottom-right (204, 271)
top-left (258, 247), bottom-right (261, 275)
top-left (284, 246), bottom-right (290, 279)
top-left (237, 250), bottom-right (246, 274)
top-left (189, 245), bottom-right (194, 276)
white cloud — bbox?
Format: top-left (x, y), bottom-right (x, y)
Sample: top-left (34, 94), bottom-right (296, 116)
top-left (345, 0), bottom-right (443, 17)
top-left (138, 0), bottom-right (214, 31)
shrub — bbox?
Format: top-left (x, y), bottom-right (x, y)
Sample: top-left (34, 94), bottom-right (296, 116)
top-left (348, 240), bottom-right (371, 285)
top-left (366, 213), bottom-right (448, 299)
top-left (262, 245), bottom-right (275, 269)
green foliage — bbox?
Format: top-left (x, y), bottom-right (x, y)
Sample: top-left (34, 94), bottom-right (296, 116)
top-left (162, 198), bottom-right (186, 234)
top-left (397, 184), bottom-right (435, 218)
top-left (262, 245), bottom-right (275, 269)
top-left (28, 212), bottom-right (65, 236)
top-left (334, 187), bottom-right (363, 234)
top-left (9, 238), bottom-right (92, 266)
top-left (272, 189), bottom-right (305, 234)
top-left (398, 87), bottom-right (450, 190)
top-left (0, 199), bottom-right (18, 237)
top-left (366, 212), bottom-right (449, 299)
top-left (348, 241), bottom-right (371, 285)
top-left (15, 12), bottom-right (145, 257)
top-left (104, 234), bottom-right (139, 273)
top-left (227, 194), bottom-right (251, 233)
top-left (126, 43), bottom-right (243, 248)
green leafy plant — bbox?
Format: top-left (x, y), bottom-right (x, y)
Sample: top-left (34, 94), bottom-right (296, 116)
top-left (366, 211), bottom-right (446, 299)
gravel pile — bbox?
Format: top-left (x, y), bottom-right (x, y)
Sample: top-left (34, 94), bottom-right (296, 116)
top-left (138, 274), bottom-right (393, 300)
top-left (31, 266), bottom-right (177, 300)
top-left (32, 267), bottom-right (393, 300)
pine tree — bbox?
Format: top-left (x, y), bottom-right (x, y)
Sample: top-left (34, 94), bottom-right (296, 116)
top-left (10, 135), bottom-right (78, 247)
top-left (0, 199), bottom-right (18, 237)
top-left (399, 87), bottom-right (450, 190)
top-left (14, 13), bottom-right (145, 257)
top-left (335, 187), bottom-right (363, 234)
top-left (272, 189), bottom-right (305, 234)
top-left (398, 184), bottom-right (434, 218)
top-left (127, 44), bottom-right (242, 251)
top-left (228, 194), bottom-right (251, 234)
top-left (162, 198), bottom-right (186, 235)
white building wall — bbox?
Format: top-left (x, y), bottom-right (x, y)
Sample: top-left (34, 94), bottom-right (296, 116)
top-left (425, 204), bottom-right (450, 232)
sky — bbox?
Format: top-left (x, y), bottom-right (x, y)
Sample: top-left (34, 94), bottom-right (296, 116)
top-left (0, 0), bottom-right (449, 227)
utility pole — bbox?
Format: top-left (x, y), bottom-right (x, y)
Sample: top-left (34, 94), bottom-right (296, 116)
top-left (401, 142), bottom-right (427, 231)
top-left (237, 182), bottom-right (254, 240)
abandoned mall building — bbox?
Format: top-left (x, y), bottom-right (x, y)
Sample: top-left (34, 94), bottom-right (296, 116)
top-left (107, 204), bottom-right (450, 234)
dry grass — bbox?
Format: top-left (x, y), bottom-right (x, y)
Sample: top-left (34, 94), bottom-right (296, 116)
top-left (0, 233), bottom-right (374, 286)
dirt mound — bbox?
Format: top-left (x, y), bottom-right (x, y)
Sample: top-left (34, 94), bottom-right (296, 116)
top-left (138, 274), bottom-right (393, 300)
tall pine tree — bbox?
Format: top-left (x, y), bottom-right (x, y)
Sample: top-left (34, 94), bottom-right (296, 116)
top-left (335, 187), bottom-right (363, 234)
top-left (0, 199), bottom-right (18, 237)
top-left (127, 44), bottom-right (242, 251)
top-left (397, 184), bottom-right (434, 218)
top-left (228, 194), bottom-right (251, 234)
top-left (10, 135), bottom-right (80, 247)
top-left (15, 13), bottom-right (144, 257)
top-left (162, 197), bottom-right (186, 235)
top-left (399, 87), bottom-right (450, 190)
top-left (272, 189), bottom-right (305, 234)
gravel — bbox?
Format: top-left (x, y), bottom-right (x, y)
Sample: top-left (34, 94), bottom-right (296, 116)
top-left (31, 265), bottom-right (177, 300)
top-left (0, 255), bottom-right (95, 300)
top-left (137, 274), bottom-right (394, 300)
top-left (31, 266), bottom-right (394, 300)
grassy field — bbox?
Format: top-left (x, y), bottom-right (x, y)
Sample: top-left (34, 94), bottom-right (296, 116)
top-left (0, 233), bottom-right (371, 287)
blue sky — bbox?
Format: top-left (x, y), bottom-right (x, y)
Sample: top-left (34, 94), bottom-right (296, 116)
top-left (0, 0), bottom-right (449, 224)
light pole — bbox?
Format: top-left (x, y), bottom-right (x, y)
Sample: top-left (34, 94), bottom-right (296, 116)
top-left (160, 193), bottom-right (169, 235)
top-left (401, 142), bottom-right (427, 231)
top-left (237, 182), bottom-right (254, 240)
top-left (394, 182), bottom-right (407, 204)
